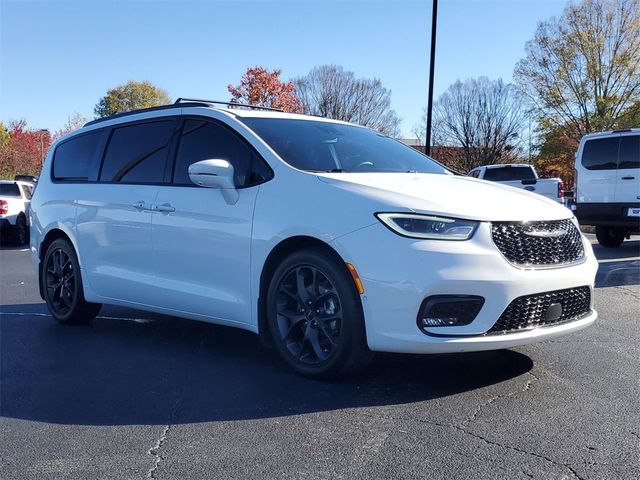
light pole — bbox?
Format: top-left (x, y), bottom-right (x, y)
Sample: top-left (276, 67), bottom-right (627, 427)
top-left (38, 129), bottom-right (47, 167)
top-left (425, 0), bottom-right (438, 156)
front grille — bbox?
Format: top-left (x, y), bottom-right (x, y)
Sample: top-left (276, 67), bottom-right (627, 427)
top-left (491, 219), bottom-right (584, 267)
top-left (487, 286), bottom-right (591, 334)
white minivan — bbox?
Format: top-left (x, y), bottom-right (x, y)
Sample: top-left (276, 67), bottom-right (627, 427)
top-left (574, 129), bottom-right (640, 247)
top-left (30, 99), bottom-right (598, 378)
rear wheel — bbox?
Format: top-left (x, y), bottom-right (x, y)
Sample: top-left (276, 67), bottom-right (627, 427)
top-left (266, 249), bottom-right (373, 378)
top-left (12, 215), bottom-right (28, 245)
top-left (595, 225), bottom-right (625, 248)
top-left (42, 239), bottom-right (101, 324)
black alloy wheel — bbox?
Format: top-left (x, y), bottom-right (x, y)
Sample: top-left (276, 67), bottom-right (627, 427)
top-left (42, 239), bottom-right (101, 324)
top-left (266, 248), bottom-right (373, 378)
top-left (275, 265), bottom-right (343, 365)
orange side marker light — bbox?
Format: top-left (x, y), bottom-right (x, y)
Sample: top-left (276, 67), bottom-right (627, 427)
top-left (346, 263), bottom-right (365, 294)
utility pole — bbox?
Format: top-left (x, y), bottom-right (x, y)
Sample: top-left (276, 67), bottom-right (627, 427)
top-left (38, 129), bottom-right (47, 167)
top-left (425, 0), bottom-right (438, 156)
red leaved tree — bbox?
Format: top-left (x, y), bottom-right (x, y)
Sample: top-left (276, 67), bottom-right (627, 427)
top-left (228, 67), bottom-right (302, 113)
top-left (0, 120), bottom-right (51, 179)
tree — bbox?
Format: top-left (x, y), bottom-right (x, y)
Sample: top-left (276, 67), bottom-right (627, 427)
top-left (534, 124), bottom-right (580, 185)
top-left (228, 66), bottom-right (302, 113)
top-left (514, 0), bottom-right (640, 141)
top-left (0, 120), bottom-right (51, 179)
top-left (94, 80), bottom-right (171, 118)
top-left (294, 65), bottom-right (401, 136)
top-left (53, 112), bottom-right (88, 141)
top-left (414, 77), bottom-right (528, 172)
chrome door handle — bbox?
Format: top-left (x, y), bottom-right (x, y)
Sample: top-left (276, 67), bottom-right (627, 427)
top-left (153, 203), bottom-right (175, 213)
top-left (132, 201), bottom-right (148, 211)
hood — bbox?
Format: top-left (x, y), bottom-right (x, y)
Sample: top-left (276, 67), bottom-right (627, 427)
top-left (316, 172), bottom-right (571, 222)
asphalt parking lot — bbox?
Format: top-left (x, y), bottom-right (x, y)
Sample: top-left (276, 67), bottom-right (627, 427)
top-left (0, 235), bottom-right (638, 480)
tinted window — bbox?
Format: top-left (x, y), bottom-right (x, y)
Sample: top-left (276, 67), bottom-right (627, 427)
top-left (0, 183), bottom-right (20, 197)
top-left (53, 131), bottom-right (103, 181)
top-left (581, 137), bottom-right (619, 170)
top-left (483, 166), bottom-right (536, 181)
top-left (100, 120), bottom-right (176, 183)
top-left (174, 119), bottom-right (272, 187)
top-left (618, 135), bottom-right (639, 170)
top-left (241, 118), bottom-right (448, 174)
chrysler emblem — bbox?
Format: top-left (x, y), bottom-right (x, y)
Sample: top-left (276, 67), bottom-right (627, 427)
top-left (523, 229), bottom-right (568, 238)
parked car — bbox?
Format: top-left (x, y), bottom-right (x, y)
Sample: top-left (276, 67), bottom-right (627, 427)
top-left (468, 164), bottom-right (565, 204)
top-left (30, 99), bottom-right (598, 378)
top-left (0, 179), bottom-right (34, 244)
top-left (573, 129), bottom-right (640, 247)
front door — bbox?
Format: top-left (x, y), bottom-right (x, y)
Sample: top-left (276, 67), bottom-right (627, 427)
top-left (151, 118), bottom-right (271, 325)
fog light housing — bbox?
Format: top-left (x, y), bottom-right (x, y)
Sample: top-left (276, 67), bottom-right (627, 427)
top-left (417, 295), bottom-right (485, 332)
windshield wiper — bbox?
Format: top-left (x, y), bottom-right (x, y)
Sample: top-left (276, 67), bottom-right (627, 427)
top-left (326, 168), bottom-right (349, 173)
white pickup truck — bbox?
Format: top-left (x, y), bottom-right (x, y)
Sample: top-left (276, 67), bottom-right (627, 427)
top-left (0, 179), bottom-right (35, 245)
top-left (467, 164), bottom-right (565, 204)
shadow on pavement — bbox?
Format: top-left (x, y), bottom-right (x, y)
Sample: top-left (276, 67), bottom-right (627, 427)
top-left (592, 239), bottom-right (640, 288)
top-left (0, 302), bottom-right (532, 426)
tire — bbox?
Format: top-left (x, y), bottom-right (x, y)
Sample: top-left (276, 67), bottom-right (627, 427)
top-left (266, 248), bottom-right (373, 379)
top-left (41, 238), bottom-right (101, 324)
top-left (595, 225), bottom-right (625, 248)
top-left (12, 215), bottom-right (29, 245)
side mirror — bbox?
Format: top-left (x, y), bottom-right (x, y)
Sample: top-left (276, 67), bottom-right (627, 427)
top-left (188, 159), bottom-right (238, 204)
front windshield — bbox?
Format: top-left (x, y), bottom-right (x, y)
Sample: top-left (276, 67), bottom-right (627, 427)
top-left (241, 118), bottom-right (449, 174)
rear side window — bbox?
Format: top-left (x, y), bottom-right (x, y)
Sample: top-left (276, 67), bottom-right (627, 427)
top-left (581, 137), bottom-right (619, 170)
top-left (20, 184), bottom-right (33, 200)
top-left (100, 120), bottom-right (177, 183)
top-left (173, 119), bottom-right (272, 187)
top-left (618, 135), bottom-right (639, 169)
top-left (483, 166), bottom-right (536, 181)
top-left (0, 183), bottom-right (20, 197)
top-left (53, 131), bottom-right (104, 181)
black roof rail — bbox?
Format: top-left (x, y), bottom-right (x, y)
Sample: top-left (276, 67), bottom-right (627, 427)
top-left (83, 102), bottom-right (211, 127)
top-left (174, 97), bottom-right (284, 112)
top-left (613, 128), bottom-right (632, 133)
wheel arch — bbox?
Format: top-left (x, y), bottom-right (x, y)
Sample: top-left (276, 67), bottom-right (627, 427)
top-left (37, 228), bottom-right (76, 299)
top-left (257, 235), bottom-right (349, 347)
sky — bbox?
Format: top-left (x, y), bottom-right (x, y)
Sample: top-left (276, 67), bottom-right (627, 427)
top-left (0, 0), bottom-right (567, 137)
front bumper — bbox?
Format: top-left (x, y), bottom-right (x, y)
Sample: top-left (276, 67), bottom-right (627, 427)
top-left (330, 222), bottom-right (598, 354)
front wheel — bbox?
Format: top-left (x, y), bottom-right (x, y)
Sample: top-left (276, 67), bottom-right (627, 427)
top-left (595, 225), bottom-right (625, 248)
top-left (42, 239), bottom-right (101, 324)
top-left (266, 249), bottom-right (373, 378)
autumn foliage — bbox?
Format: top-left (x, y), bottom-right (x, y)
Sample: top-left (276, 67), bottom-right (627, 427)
top-left (228, 67), bottom-right (302, 113)
top-left (0, 120), bottom-right (51, 179)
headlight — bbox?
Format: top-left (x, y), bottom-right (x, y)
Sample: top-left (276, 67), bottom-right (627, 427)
top-left (375, 213), bottom-right (478, 240)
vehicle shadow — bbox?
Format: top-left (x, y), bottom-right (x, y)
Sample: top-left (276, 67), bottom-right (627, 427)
top-left (0, 302), bottom-right (533, 426)
top-left (592, 239), bottom-right (640, 288)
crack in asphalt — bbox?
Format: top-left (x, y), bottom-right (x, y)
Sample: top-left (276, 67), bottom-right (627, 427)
top-left (147, 396), bottom-right (181, 479)
top-left (349, 371), bottom-right (585, 480)
top-left (460, 371), bottom-right (539, 429)
top-left (612, 285), bottom-right (640, 301)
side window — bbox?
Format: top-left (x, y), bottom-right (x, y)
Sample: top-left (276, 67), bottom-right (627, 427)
top-left (20, 184), bottom-right (33, 200)
top-left (618, 135), bottom-right (639, 170)
top-left (173, 119), bottom-right (272, 187)
top-left (53, 130), bottom-right (104, 181)
top-left (100, 120), bottom-right (176, 183)
top-left (581, 137), bottom-right (619, 170)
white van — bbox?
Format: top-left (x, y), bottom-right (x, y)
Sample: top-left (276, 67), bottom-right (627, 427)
top-left (30, 99), bottom-right (598, 378)
top-left (574, 129), bottom-right (640, 247)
